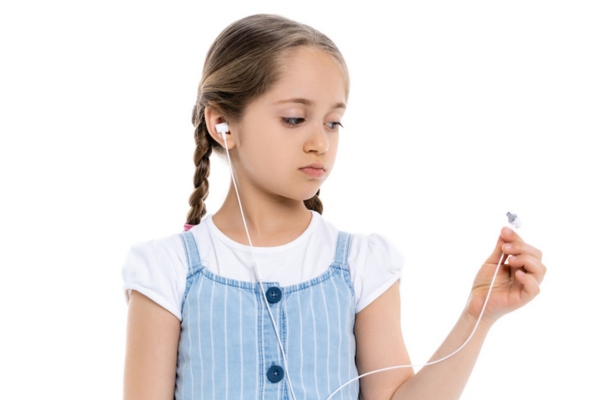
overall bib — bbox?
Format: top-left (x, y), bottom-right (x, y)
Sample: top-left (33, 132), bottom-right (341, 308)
top-left (175, 230), bottom-right (359, 399)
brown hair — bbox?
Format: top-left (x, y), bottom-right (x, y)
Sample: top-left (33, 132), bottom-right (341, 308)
top-left (186, 14), bottom-right (349, 225)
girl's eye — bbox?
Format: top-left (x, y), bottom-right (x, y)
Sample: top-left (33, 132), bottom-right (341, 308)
top-left (282, 117), bottom-right (305, 127)
top-left (325, 121), bottom-right (343, 130)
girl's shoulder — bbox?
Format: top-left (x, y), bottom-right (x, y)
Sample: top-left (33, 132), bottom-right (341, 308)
top-left (122, 230), bottom-right (189, 320)
top-left (349, 232), bottom-right (405, 313)
top-left (348, 232), bottom-right (404, 269)
top-left (318, 214), bottom-right (404, 269)
top-left (319, 216), bottom-right (404, 313)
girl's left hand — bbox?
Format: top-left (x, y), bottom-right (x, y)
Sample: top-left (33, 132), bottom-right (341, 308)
top-left (467, 227), bottom-right (546, 324)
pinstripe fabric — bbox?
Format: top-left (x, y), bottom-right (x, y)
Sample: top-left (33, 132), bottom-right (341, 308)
top-left (175, 231), bottom-right (359, 400)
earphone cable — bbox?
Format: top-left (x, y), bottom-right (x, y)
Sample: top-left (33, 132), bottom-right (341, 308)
top-left (325, 251), bottom-right (507, 399)
top-left (218, 122), bottom-right (512, 400)
top-left (222, 133), bottom-right (298, 400)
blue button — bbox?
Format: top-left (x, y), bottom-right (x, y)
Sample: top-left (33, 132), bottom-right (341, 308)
top-left (265, 287), bottom-right (282, 304)
top-left (267, 365), bottom-right (284, 383)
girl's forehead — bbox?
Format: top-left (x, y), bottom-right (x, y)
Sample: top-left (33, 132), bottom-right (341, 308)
top-left (265, 47), bottom-right (348, 106)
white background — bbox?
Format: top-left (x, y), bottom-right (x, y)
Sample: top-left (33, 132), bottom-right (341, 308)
top-left (1, 1), bottom-right (598, 398)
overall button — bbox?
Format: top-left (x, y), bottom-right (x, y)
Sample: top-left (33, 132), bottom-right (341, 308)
top-left (267, 365), bottom-right (284, 383)
top-left (265, 287), bottom-right (282, 304)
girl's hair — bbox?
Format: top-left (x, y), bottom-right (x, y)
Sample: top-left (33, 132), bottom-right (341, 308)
top-left (186, 14), bottom-right (349, 225)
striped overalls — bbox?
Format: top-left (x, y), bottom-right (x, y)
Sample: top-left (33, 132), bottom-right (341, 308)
top-left (175, 230), bottom-right (359, 399)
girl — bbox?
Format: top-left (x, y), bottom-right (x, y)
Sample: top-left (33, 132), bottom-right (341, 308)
top-left (123, 14), bottom-right (546, 400)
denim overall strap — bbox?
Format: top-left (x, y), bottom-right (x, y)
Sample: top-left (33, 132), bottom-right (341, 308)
top-left (179, 231), bottom-right (204, 304)
top-left (334, 231), bottom-right (351, 266)
top-left (179, 231), bottom-right (202, 273)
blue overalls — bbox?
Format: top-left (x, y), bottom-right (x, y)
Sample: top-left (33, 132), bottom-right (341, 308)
top-left (175, 230), bottom-right (360, 399)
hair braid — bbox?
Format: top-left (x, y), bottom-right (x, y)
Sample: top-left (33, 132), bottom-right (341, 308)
top-left (304, 189), bottom-right (323, 214)
top-left (186, 105), bottom-right (214, 225)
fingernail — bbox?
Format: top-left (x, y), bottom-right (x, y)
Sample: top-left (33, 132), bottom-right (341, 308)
top-left (504, 243), bottom-right (512, 250)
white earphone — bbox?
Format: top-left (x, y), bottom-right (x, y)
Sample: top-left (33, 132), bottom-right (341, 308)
top-left (506, 211), bottom-right (522, 229)
top-left (215, 121), bottom-right (229, 137)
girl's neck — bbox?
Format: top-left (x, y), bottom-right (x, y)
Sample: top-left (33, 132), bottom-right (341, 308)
top-left (212, 185), bottom-right (314, 247)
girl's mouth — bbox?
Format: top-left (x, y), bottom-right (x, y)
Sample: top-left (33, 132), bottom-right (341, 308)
top-left (299, 164), bottom-right (325, 178)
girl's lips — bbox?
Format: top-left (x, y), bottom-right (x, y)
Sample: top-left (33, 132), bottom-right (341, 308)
top-left (299, 164), bottom-right (325, 178)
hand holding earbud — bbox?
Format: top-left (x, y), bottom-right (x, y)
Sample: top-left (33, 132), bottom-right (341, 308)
top-left (467, 226), bottom-right (546, 325)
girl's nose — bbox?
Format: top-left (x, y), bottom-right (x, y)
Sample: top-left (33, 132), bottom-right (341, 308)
top-left (303, 124), bottom-right (329, 154)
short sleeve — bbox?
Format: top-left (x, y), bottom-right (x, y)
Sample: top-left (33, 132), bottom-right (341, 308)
top-left (348, 233), bottom-right (404, 313)
top-left (121, 234), bottom-right (188, 320)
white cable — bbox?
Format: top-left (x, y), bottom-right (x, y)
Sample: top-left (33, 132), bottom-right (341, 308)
top-left (221, 132), bottom-right (298, 400)
top-left (219, 121), bottom-right (513, 399)
top-left (325, 251), bottom-right (507, 399)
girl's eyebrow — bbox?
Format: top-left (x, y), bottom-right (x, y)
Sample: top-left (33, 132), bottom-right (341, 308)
top-left (274, 98), bottom-right (346, 110)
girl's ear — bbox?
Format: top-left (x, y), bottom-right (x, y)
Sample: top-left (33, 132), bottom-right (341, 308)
top-left (205, 107), bottom-right (236, 150)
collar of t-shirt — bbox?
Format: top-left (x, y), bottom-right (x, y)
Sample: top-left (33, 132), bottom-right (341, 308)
top-left (192, 211), bottom-right (339, 286)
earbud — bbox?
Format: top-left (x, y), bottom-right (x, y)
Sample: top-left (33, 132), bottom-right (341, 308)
top-left (506, 211), bottom-right (522, 229)
top-left (215, 122), bottom-right (229, 140)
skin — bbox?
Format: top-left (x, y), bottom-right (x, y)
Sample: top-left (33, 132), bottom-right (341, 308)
top-left (123, 46), bottom-right (546, 400)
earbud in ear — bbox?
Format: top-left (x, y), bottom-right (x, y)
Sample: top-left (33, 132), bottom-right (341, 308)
top-left (506, 212), bottom-right (523, 229)
top-left (215, 122), bottom-right (229, 140)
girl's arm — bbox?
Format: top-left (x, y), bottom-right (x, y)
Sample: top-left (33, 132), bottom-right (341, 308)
top-left (124, 290), bottom-right (181, 400)
top-left (354, 281), bottom-right (414, 399)
top-left (356, 292), bottom-right (492, 400)
top-left (355, 227), bottom-right (545, 400)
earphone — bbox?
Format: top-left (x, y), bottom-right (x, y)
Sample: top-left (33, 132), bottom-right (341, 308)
top-left (215, 121), bottom-right (229, 137)
top-left (215, 119), bottom-right (521, 399)
top-left (506, 211), bottom-right (522, 229)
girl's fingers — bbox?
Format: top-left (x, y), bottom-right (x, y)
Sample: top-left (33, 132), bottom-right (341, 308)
top-left (501, 227), bottom-right (543, 258)
top-left (500, 226), bottom-right (519, 242)
top-left (499, 227), bottom-right (545, 285)
top-left (485, 230), bottom-right (509, 265)
top-left (502, 241), bottom-right (543, 260)
top-left (515, 269), bottom-right (541, 301)
top-left (485, 227), bottom-right (541, 265)
top-left (484, 227), bottom-right (547, 296)
top-left (507, 254), bottom-right (547, 284)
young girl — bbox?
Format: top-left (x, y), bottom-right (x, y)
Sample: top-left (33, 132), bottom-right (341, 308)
top-left (123, 14), bottom-right (546, 400)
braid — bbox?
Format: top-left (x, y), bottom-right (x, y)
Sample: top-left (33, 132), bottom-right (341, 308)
top-left (186, 105), bottom-right (214, 225)
top-left (304, 189), bottom-right (323, 214)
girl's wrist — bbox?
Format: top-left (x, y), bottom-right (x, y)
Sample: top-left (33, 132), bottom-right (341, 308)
top-left (461, 307), bottom-right (495, 334)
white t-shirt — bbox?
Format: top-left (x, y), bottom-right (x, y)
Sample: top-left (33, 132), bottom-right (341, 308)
top-left (122, 212), bottom-right (403, 320)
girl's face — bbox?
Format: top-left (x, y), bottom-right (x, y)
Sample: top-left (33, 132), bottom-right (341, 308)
top-left (228, 46), bottom-right (347, 204)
